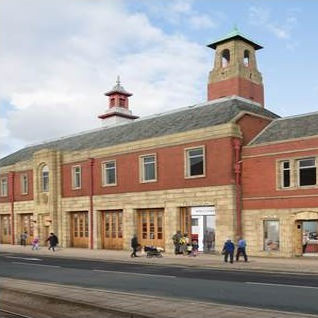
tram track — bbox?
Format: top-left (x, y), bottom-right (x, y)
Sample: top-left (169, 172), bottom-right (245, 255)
top-left (0, 309), bottom-right (35, 318)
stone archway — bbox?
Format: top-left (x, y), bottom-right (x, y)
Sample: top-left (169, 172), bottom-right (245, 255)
top-left (294, 211), bottom-right (318, 221)
top-left (293, 211), bottom-right (318, 256)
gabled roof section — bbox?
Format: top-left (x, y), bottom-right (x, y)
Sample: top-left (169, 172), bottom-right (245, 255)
top-left (0, 97), bottom-right (279, 168)
top-left (250, 111), bottom-right (318, 145)
top-left (207, 26), bottom-right (263, 50)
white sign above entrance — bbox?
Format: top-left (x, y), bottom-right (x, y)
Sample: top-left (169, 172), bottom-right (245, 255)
top-left (191, 206), bottom-right (215, 216)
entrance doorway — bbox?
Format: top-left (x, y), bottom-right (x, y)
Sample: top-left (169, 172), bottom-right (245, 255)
top-left (137, 209), bottom-right (164, 248)
top-left (70, 211), bottom-right (89, 248)
top-left (20, 214), bottom-right (34, 245)
top-left (191, 207), bottom-right (215, 252)
top-left (303, 221), bottom-right (318, 255)
top-left (0, 214), bottom-right (12, 244)
top-left (101, 210), bottom-right (123, 250)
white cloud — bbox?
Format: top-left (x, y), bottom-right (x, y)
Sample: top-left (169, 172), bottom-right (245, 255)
top-left (0, 0), bottom-right (210, 158)
top-left (189, 15), bottom-right (216, 30)
top-left (248, 6), bottom-right (299, 43)
top-left (141, 0), bottom-right (217, 30)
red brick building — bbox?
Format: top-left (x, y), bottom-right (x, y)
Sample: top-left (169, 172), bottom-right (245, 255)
top-left (1, 28), bottom-right (317, 257)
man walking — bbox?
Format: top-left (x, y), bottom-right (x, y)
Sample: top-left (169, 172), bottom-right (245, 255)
top-left (46, 233), bottom-right (58, 252)
top-left (172, 230), bottom-right (182, 255)
top-left (222, 238), bottom-right (235, 263)
top-left (20, 231), bottom-right (28, 246)
top-left (130, 234), bottom-right (139, 258)
top-left (236, 237), bottom-right (248, 262)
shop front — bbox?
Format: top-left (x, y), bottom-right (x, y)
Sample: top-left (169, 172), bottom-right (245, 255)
top-left (20, 213), bottom-right (34, 245)
top-left (180, 206), bottom-right (216, 253)
top-left (70, 211), bottom-right (89, 248)
top-left (303, 221), bottom-right (318, 255)
top-left (0, 214), bottom-right (11, 244)
top-left (137, 209), bottom-right (164, 248)
top-left (101, 210), bottom-right (123, 250)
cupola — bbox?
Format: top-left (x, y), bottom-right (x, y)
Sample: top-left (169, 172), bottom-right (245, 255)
top-left (98, 77), bottom-right (139, 126)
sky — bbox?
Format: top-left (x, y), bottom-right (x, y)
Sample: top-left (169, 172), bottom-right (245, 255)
top-left (1, 0), bottom-right (318, 159)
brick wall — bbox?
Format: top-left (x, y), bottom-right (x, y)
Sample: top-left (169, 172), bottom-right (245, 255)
top-left (208, 77), bottom-right (264, 106)
top-left (236, 114), bottom-right (272, 145)
top-left (62, 138), bottom-right (236, 197)
top-left (242, 137), bottom-right (318, 209)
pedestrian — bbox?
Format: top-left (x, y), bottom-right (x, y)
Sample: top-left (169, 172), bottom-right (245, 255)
top-left (236, 237), bottom-right (248, 262)
top-left (46, 232), bottom-right (58, 252)
top-left (222, 238), bottom-right (235, 263)
top-left (303, 232), bottom-right (309, 253)
top-left (172, 230), bottom-right (182, 255)
top-left (189, 240), bottom-right (199, 257)
top-left (203, 230), bottom-right (213, 252)
top-left (130, 234), bottom-right (139, 258)
top-left (20, 231), bottom-right (28, 246)
top-left (31, 237), bottom-right (40, 250)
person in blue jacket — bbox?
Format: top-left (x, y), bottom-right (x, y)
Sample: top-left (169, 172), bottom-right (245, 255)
top-left (222, 238), bottom-right (235, 263)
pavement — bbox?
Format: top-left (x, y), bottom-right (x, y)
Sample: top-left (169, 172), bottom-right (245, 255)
top-left (1, 277), bottom-right (318, 318)
top-left (1, 244), bottom-right (318, 274)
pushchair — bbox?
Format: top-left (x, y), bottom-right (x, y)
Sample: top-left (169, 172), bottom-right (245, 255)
top-left (144, 246), bottom-right (164, 258)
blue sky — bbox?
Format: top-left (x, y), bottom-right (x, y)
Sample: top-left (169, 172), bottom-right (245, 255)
top-left (1, 0), bottom-right (318, 159)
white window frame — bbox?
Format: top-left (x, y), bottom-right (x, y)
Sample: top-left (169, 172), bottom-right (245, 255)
top-left (184, 146), bottom-right (206, 179)
top-left (72, 165), bottom-right (82, 189)
top-left (20, 173), bottom-right (28, 195)
top-left (0, 177), bottom-right (8, 197)
top-left (102, 160), bottom-right (117, 186)
top-left (297, 157), bottom-right (317, 187)
top-left (41, 165), bottom-right (49, 192)
top-left (139, 154), bottom-right (157, 183)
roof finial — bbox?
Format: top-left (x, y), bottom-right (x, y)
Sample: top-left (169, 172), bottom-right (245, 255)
top-left (116, 75), bottom-right (120, 85)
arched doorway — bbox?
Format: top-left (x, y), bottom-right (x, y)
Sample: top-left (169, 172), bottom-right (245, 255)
top-left (294, 211), bottom-right (318, 256)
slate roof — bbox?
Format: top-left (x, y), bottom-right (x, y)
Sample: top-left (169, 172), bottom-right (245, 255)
top-left (250, 112), bottom-right (318, 145)
top-left (0, 97), bottom-right (279, 168)
top-left (207, 26), bottom-right (263, 50)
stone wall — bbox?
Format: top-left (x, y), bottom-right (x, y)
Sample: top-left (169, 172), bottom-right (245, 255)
top-left (242, 207), bottom-right (318, 257)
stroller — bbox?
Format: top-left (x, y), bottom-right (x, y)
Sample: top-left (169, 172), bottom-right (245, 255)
top-left (144, 246), bottom-right (164, 258)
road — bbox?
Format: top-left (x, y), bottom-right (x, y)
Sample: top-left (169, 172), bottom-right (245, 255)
top-left (0, 252), bottom-right (318, 315)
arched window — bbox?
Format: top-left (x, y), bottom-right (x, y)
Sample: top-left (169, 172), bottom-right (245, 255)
top-left (42, 165), bottom-right (49, 192)
top-left (221, 49), bottom-right (230, 68)
top-left (243, 50), bottom-right (249, 66)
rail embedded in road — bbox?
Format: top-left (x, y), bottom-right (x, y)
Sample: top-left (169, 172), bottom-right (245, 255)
top-left (0, 309), bottom-right (35, 318)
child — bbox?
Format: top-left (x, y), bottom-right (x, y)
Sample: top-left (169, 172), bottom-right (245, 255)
top-left (32, 237), bottom-right (39, 250)
top-left (189, 240), bottom-right (199, 257)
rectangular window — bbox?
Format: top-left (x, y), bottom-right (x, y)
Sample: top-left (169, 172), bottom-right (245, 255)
top-left (0, 177), bottom-right (8, 197)
top-left (72, 166), bottom-right (81, 189)
top-left (140, 155), bottom-right (156, 182)
top-left (264, 220), bottom-right (280, 251)
top-left (281, 161), bottom-right (290, 188)
top-left (185, 147), bottom-right (205, 177)
top-left (102, 160), bottom-right (117, 186)
top-left (298, 158), bottom-right (316, 186)
top-left (21, 174), bottom-right (28, 194)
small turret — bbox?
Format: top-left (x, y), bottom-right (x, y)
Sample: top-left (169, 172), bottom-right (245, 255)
top-left (98, 77), bottom-right (139, 127)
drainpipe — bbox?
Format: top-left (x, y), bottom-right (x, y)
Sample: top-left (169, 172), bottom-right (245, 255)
top-left (89, 158), bottom-right (95, 249)
top-left (9, 171), bottom-right (15, 244)
top-left (233, 139), bottom-right (242, 239)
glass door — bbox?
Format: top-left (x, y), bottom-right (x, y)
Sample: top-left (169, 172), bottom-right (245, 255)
top-left (138, 209), bottom-right (164, 248)
top-left (102, 210), bottom-right (123, 250)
